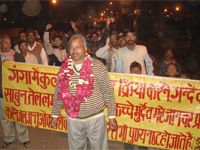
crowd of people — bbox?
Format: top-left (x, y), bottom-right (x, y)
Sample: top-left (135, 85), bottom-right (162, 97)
top-left (0, 16), bottom-right (195, 149)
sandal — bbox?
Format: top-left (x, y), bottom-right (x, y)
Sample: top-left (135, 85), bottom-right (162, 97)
top-left (2, 142), bottom-right (12, 148)
top-left (23, 141), bottom-right (31, 148)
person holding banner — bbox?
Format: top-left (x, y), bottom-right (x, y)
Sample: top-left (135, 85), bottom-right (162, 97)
top-left (0, 35), bottom-right (31, 148)
top-left (115, 29), bottom-right (154, 149)
top-left (115, 29), bottom-right (154, 75)
top-left (51, 34), bottom-right (117, 150)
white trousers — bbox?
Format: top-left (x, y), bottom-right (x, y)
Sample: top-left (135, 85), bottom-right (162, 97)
top-left (66, 114), bottom-right (108, 150)
top-left (0, 97), bottom-right (29, 143)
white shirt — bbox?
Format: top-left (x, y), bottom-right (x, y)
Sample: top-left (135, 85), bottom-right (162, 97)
top-left (43, 32), bottom-right (67, 63)
top-left (96, 45), bottom-right (118, 72)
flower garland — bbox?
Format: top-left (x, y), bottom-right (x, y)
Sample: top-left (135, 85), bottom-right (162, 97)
top-left (57, 54), bottom-right (94, 118)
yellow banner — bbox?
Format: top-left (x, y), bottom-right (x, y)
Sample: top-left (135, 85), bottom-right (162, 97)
top-left (2, 62), bottom-right (200, 149)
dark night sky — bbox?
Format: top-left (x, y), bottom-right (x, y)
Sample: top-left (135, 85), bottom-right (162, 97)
top-left (0, 0), bottom-right (199, 36)
top-left (0, 1), bottom-right (110, 30)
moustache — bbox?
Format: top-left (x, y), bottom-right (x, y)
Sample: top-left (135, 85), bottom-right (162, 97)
top-left (111, 41), bottom-right (116, 44)
top-left (72, 53), bottom-right (79, 56)
top-left (128, 40), bottom-right (134, 42)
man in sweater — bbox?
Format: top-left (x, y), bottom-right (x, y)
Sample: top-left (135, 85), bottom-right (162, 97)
top-left (115, 29), bottom-right (153, 149)
top-left (51, 34), bottom-right (117, 150)
top-left (26, 29), bottom-right (48, 65)
top-left (116, 29), bottom-right (154, 75)
top-left (0, 35), bottom-right (31, 148)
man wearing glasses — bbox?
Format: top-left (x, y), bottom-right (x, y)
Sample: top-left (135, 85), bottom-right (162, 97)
top-left (18, 39), bottom-right (38, 64)
top-left (115, 29), bottom-right (154, 75)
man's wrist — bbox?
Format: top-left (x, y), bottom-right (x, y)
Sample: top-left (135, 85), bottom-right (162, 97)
top-left (108, 116), bottom-right (115, 119)
top-left (52, 115), bottom-right (59, 118)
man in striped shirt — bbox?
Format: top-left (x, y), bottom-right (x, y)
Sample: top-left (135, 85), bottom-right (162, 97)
top-left (51, 34), bottom-right (117, 150)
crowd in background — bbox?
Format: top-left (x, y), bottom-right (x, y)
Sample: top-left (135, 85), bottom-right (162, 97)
top-left (3, 16), bottom-right (195, 80)
top-left (0, 16), bottom-right (196, 149)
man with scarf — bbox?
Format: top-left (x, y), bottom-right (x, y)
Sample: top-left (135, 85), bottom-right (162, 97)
top-left (51, 34), bottom-right (117, 150)
top-left (0, 35), bottom-right (31, 148)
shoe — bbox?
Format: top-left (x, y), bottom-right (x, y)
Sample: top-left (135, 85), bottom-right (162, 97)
top-left (2, 142), bottom-right (12, 148)
top-left (23, 141), bottom-right (31, 148)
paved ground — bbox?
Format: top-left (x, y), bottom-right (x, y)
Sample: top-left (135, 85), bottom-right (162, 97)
top-left (0, 123), bottom-right (164, 150)
top-left (0, 123), bottom-right (124, 150)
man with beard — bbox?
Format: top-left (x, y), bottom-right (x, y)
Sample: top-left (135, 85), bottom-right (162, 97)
top-left (116, 29), bottom-right (154, 75)
top-left (96, 32), bottom-right (119, 72)
top-left (87, 16), bottom-right (110, 65)
top-left (26, 29), bottom-right (48, 65)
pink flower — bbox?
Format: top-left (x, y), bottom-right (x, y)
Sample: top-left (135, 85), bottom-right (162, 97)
top-left (64, 99), bottom-right (69, 106)
top-left (74, 105), bottom-right (80, 111)
top-left (82, 89), bottom-right (87, 94)
top-left (59, 75), bottom-right (64, 81)
top-left (90, 77), bottom-right (94, 82)
top-left (61, 86), bottom-right (68, 92)
top-left (86, 67), bottom-right (91, 72)
top-left (57, 54), bottom-right (94, 118)
top-left (74, 100), bottom-right (79, 104)
top-left (70, 111), bottom-right (77, 118)
top-left (57, 82), bottom-right (61, 88)
top-left (83, 85), bottom-right (88, 90)
top-left (68, 100), bottom-right (72, 107)
top-left (64, 75), bottom-right (69, 80)
top-left (66, 93), bottom-right (72, 99)
top-left (66, 107), bottom-right (71, 114)
top-left (85, 77), bottom-right (89, 81)
top-left (69, 69), bottom-right (74, 75)
top-left (81, 93), bottom-right (86, 97)
top-left (77, 85), bottom-right (82, 89)
top-left (89, 85), bottom-right (94, 90)
top-left (57, 71), bottom-right (63, 75)
top-left (62, 63), bottom-right (67, 68)
top-left (59, 80), bottom-right (64, 85)
top-left (76, 89), bottom-right (82, 95)
top-left (57, 93), bottom-right (63, 99)
top-left (64, 58), bottom-right (69, 63)
top-left (63, 80), bottom-right (69, 86)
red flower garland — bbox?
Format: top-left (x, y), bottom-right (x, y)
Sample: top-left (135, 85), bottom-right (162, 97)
top-left (57, 54), bottom-right (94, 118)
